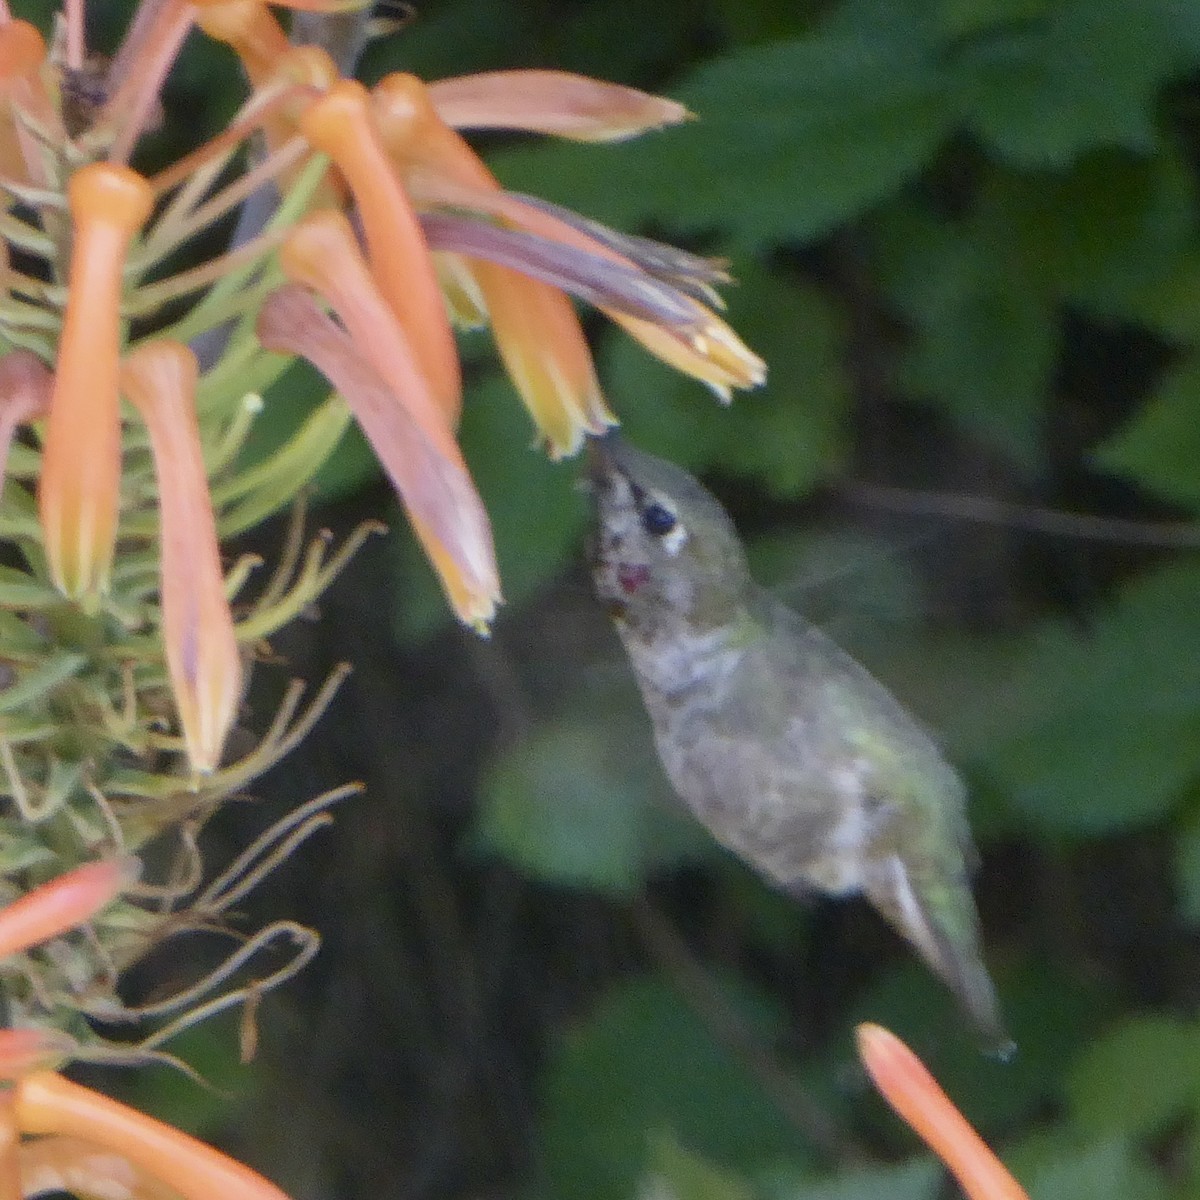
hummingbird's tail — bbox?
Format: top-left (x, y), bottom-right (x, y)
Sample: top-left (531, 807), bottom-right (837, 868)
top-left (865, 854), bottom-right (1013, 1057)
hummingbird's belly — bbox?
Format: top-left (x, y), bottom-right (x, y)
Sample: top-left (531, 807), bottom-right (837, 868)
top-left (649, 712), bottom-right (872, 896)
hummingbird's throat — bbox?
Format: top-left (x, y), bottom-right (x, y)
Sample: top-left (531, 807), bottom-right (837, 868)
top-left (617, 563), bottom-right (651, 594)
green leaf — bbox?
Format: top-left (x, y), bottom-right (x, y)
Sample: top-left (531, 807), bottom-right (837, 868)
top-left (1025, 152), bottom-right (1200, 325)
top-left (1019, 1136), bottom-right (1169, 1200)
top-left (238, 359), bottom-right (379, 503)
top-left (980, 562), bottom-right (1200, 833)
top-left (489, 36), bottom-right (953, 251)
top-left (953, 0), bottom-right (1185, 167)
top-left (538, 976), bottom-right (813, 1200)
top-left (643, 1135), bottom-right (756, 1200)
top-left (1091, 355), bottom-right (1200, 512)
top-left (1093, 250), bottom-right (1200, 344)
top-left (873, 204), bottom-right (1056, 466)
top-left (760, 1159), bottom-right (941, 1200)
top-left (1065, 1014), bottom-right (1200, 1138)
top-left (714, 266), bottom-right (850, 496)
top-left (476, 693), bottom-right (711, 893)
top-left (1173, 808), bottom-right (1200, 925)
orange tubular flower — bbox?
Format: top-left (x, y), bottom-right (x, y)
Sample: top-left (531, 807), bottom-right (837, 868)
top-left (856, 1024), bottom-right (1029, 1200)
top-left (14, 1072), bottom-right (292, 1200)
top-left (374, 73), bottom-right (614, 459)
top-left (428, 69), bottom-right (692, 142)
top-left (0, 20), bottom-right (52, 188)
top-left (122, 341), bottom-right (242, 773)
top-left (278, 211), bottom-right (459, 459)
top-left (0, 859), bottom-right (134, 962)
top-left (299, 81), bottom-right (462, 423)
top-left (0, 349), bottom-right (52, 495)
top-left (20, 1135), bottom-right (177, 1200)
top-left (372, 72), bottom-right (763, 416)
top-left (0, 1093), bottom-right (15, 1200)
top-left (271, 210), bottom-right (504, 626)
top-left (259, 285), bottom-right (500, 629)
top-left (193, 1), bottom-right (291, 89)
top-left (0, 1031), bottom-right (75, 1084)
top-left (38, 163), bottom-right (153, 604)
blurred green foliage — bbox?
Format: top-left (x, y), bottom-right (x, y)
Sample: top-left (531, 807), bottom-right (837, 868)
top-left (399, 0), bottom-right (1200, 1194)
top-left (93, 0), bottom-right (1200, 1195)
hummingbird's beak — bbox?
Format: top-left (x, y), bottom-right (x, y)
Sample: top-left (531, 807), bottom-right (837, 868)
top-left (583, 429), bottom-right (623, 485)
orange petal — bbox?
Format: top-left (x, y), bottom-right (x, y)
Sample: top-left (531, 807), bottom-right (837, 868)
top-left (473, 261), bottom-right (613, 458)
top-left (102, 1), bottom-right (197, 165)
top-left (195, 0), bottom-right (366, 9)
top-left (0, 1030), bottom-right (76, 1082)
top-left (21, 1135), bottom-right (178, 1200)
top-left (299, 80), bottom-right (461, 422)
top-left (372, 72), bottom-right (496, 188)
top-left (0, 1093), bottom-right (15, 1200)
top-left (258, 285), bottom-right (500, 629)
top-left (428, 70), bottom-right (691, 142)
top-left (279, 211), bottom-right (461, 464)
top-left (14, 1073), bottom-right (293, 1200)
top-left (856, 1024), bottom-right (1029, 1200)
top-left (0, 349), bottom-right (51, 495)
top-left (38, 163), bottom-right (153, 602)
top-left (0, 20), bottom-right (51, 186)
top-left (194, 2), bottom-right (290, 90)
top-left (122, 341), bottom-right (242, 773)
top-left (0, 859), bottom-right (135, 961)
top-left (372, 76), bottom-right (612, 456)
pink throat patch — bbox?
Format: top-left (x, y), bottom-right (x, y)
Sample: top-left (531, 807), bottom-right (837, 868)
top-left (617, 563), bottom-right (651, 595)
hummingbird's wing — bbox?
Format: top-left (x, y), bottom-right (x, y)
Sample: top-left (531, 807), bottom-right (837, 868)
top-left (751, 595), bottom-right (1007, 1046)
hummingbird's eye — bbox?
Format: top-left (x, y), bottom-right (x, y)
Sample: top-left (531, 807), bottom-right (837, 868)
top-left (640, 502), bottom-right (677, 537)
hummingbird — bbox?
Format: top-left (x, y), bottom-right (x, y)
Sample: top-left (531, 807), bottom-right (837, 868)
top-left (586, 432), bottom-right (1008, 1048)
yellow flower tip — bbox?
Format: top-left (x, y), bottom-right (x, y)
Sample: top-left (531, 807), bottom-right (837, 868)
top-left (692, 318), bottom-right (767, 390)
top-left (855, 1024), bottom-right (1029, 1200)
top-left (122, 340), bottom-right (242, 775)
top-left (417, 519), bottom-right (502, 633)
top-left (427, 70), bottom-right (691, 142)
top-left (607, 308), bottom-right (764, 406)
top-left (0, 857), bottom-right (137, 962)
top-left (0, 1030), bottom-right (77, 1082)
top-left (468, 261), bottom-right (611, 460)
top-left (13, 1072), bottom-right (294, 1200)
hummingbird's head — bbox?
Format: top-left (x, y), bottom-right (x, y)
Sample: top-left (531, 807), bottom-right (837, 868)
top-left (585, 433), bottom-right (751, 635)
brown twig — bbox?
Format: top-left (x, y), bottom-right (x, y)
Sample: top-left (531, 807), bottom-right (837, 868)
top-left (836, 481), bottom-right (1200, 548)
top-left (631, 896), bottom-right (873, 1166)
